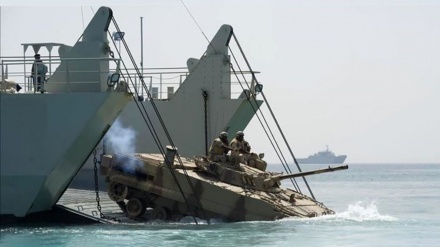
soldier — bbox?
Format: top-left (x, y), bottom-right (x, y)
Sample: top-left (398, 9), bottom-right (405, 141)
top-left (208, 131), bottom-right (234, 163)
top-left (230, 131), bottom-right (266, 171)
top-left (230, 131), bottom-right (250, 165)
top-left (230, 131), bottom-right (248, 152)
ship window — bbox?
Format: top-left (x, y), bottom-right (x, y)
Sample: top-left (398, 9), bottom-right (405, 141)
top-left (152, 87), bottom-right (159, 99)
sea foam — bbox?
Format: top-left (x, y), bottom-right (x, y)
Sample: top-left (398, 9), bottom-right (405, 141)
top-left (316, 201), bottom-right (398, 222)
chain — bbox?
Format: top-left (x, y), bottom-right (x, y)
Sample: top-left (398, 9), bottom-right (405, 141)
top-left (93, 149), bottom-right (121, 222)
top-left (202, 90), bottom-right (208, 156)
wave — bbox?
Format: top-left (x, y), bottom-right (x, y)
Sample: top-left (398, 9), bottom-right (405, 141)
top-left (271, 201), bottom-right (398, 224)
top-left (286, 201), bottom-right (398, 223)
top-left (335, 201), bottom-right (398, 222)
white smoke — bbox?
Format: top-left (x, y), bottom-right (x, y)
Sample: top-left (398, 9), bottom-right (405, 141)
top-left (105, 120), bottom-right (138, 173)
top-left (105, 120), bottom-right (137, 154)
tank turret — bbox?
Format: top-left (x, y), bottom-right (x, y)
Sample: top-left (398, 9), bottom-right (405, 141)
top-left (194, 156), bottom-right (348, 192)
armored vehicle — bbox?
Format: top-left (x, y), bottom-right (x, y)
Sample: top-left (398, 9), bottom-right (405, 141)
top-left (100, 147), bottom-right (348, 222)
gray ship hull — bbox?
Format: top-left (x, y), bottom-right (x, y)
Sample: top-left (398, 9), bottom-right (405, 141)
top-left (297, 147), bottom-right (347, 164)
top-left (0, 7), bottom-right (132, 217)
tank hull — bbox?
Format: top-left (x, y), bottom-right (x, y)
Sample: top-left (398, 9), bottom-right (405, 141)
top-left (101, 153), bottom-right (333, 222)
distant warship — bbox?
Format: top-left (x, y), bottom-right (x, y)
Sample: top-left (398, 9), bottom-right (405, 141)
top-left (296, 146), bottom-right (347, 164)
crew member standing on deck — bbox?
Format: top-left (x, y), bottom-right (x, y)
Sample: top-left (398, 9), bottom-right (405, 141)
top-left (30, 54), bottom-right (48, 92)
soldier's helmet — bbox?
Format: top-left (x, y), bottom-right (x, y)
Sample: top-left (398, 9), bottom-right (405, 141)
top-left (236, 131), bottom-right (244, 137)
top-left (220, 131), bottom-right (228, 138)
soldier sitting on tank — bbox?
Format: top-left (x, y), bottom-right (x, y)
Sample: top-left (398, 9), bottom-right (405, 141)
top-left (230, 131), bottom-right (251, 166)
top-left (208, 131), bottom-right (234, 163)
top-left (230, 131), bottom-right (267, 171)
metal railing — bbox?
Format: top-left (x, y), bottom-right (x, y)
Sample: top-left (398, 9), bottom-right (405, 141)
top-left (121, 68), bottom-right (259, 101)
top-left (1, 56), bottom-right (122, 93)
top-left (120, 67), bottom-right (188, 100)
top-left (1, 55), bottom-right (258, 98)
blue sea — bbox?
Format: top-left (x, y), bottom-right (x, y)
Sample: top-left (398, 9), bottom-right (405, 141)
top-left (1, 163), bottom-right (439, 247)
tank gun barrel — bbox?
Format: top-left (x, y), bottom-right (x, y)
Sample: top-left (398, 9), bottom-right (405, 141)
top-left (277, 165), bottom-right (348, 180)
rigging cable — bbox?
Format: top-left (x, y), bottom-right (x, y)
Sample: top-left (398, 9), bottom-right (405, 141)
top-left (227, 45), bottom-right (302, 192)
top-left (230, 32), bottom-right (316, 199)
top-left (179, 0), bottom-right (218, 55)
top-left (109, 33), bottom-right (203, 225)
top-left (110, 17), bottom-right (210, 224)
top-left (229, 62), bottom-right (300, 192)
top-left (180, 0), bottom-right (209, 44)
top-left (108, 32), bottom-right (199, 223)
top-left (179, 0), bottom-right (305, 193)
top-left (178, 0), bottom-right (305, 194)
top-left (80, 6), bottom-right (85, 31)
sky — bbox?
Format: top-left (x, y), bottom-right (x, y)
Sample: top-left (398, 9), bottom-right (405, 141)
top-left (1, 0), bottom-right (439, 163)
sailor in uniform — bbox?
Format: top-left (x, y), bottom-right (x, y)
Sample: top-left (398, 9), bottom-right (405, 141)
top-left (30, 54), bottom-right (48, 92)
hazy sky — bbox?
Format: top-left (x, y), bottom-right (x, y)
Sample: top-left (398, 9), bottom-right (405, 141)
top-left (1, 0), bottom-right (439, 163)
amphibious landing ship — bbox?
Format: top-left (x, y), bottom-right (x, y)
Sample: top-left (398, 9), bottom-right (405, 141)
top-left (0, 7), bottom-right (132, 218)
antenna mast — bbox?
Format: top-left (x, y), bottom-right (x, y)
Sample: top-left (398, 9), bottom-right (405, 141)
top-left (140, 17), bottom-right (144, 97)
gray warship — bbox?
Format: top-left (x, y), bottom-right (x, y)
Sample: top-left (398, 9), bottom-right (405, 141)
top-left (297, 146), bottom-right (347, 164)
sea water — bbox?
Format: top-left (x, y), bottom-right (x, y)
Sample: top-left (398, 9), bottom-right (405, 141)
top-left (1, 163), bottom-right (439, 247)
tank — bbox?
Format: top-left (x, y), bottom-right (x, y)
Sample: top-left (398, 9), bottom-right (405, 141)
top-left (100, 147), bottom-right (348, 222)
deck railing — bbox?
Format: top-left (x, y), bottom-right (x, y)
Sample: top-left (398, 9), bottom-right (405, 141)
top-left (1, 55), bottom-right (257, 98)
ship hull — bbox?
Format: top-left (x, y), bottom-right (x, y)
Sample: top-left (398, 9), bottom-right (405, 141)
top-left (0, 92), bottom-right (131, 217)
